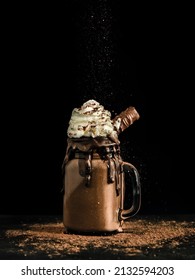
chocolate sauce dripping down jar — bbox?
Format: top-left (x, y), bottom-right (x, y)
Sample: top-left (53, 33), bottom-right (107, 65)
top-left (62, 103), bottom-right (141, 233)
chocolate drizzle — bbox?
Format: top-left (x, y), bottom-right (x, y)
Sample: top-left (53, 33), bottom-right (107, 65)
top-left (62, 137), bottom-right (122, 189)
top-left (63, 137), bottom-right (120, 166)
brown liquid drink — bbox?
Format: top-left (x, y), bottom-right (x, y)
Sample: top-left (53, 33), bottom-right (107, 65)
top-left (62, 100), bottom-right (141, 233)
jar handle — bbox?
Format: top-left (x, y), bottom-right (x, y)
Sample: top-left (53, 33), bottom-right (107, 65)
top-left (119, 161), bottom-right (141, 220)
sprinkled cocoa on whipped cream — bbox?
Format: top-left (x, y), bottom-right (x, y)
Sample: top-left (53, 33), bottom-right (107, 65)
top-left (67, 99), bottom-right (140, 143)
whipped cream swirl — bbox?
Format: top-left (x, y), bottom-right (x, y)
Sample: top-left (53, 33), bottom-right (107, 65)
top-left (67, 99), bottom-right (119, 141)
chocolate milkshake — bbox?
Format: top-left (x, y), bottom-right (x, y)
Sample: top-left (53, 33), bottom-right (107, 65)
top-left (63, 99), bottom-right (141, 233)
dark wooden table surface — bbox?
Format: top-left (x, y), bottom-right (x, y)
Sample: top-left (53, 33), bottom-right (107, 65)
top-left (0, 214), bottom-right (195, 260)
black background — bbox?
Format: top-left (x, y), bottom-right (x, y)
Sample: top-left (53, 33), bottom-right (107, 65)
top-left (2, 1), bottom-right (194, 215)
